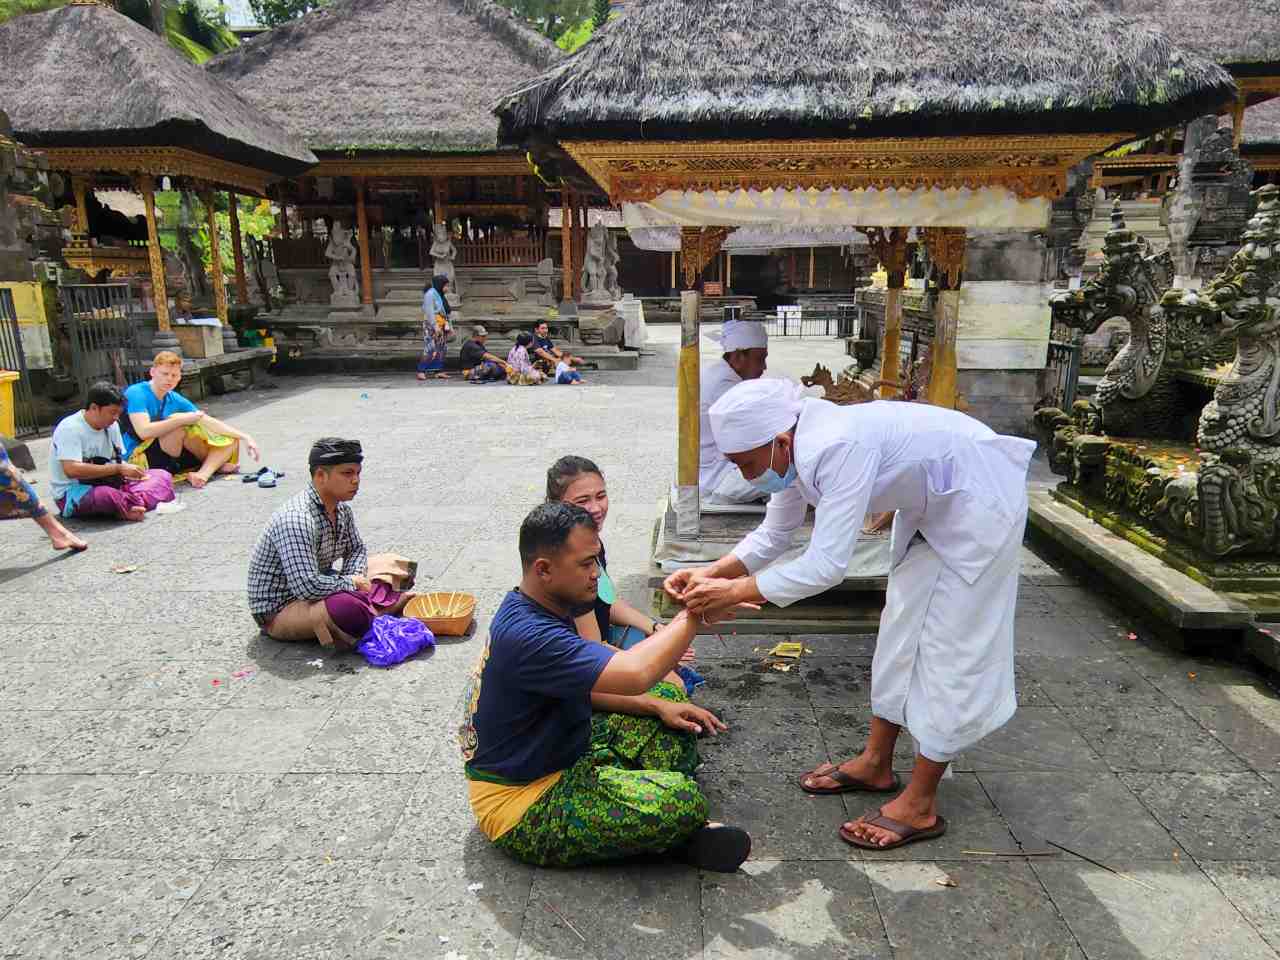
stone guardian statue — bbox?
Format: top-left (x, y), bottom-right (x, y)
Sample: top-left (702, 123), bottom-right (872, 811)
top-left (326, 220), bottom-right (359, 308)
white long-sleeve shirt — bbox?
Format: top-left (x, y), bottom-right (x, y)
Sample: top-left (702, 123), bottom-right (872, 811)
top-left (732, 399), bottom-right (1035, 606)
top-left (699, 359), bottom-right (742, 492)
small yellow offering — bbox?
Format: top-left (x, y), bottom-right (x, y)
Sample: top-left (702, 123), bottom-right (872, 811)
top-left (767, 642), bottom-right (804, 659)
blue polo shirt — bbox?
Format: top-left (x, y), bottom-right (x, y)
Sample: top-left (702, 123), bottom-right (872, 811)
top-left (461, 589), bottom-right (615, 784)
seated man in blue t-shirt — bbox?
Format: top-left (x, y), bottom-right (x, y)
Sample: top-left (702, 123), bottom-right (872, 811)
top-left (121, 351), bottom-right (260, 488)
top-left (528, 320), bottom-right (584, 377)
top-left (460, 501), bottom-right (751, 872)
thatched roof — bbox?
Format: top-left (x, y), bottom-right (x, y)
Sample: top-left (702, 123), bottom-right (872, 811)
top-left (1099, 1), bottom-right (1280, 73)
top-left (207, 0), bottom-right (562, 153)
top-left (1244, 99), bottom-right (1280, 147)
top-left (0, 2), bottom-right (315, 177)
top-left (496, 0), bottom-right (1237, 145)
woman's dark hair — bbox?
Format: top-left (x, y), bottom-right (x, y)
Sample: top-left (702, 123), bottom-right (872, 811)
top-left (515, 331), bottom-right (533, 348)
top-left (84, 381), bottom-right (124, 409)
top-left (519, 502), bottom-right (597, 570)
top-left (546, 455), bottom-right (603, 502)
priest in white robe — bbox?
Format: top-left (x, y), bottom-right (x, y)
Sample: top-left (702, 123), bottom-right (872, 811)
top-left (700, 320), bottom-right (769, 504)
top-left (665, 378), bottom-right (1035, 851)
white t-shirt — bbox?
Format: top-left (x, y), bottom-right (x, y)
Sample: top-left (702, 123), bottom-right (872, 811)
top-left (49, 411), bottom-right (125, 500)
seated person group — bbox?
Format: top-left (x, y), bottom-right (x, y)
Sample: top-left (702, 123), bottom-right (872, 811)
top-left (48, 352), bottom-right (260, 523)
top-left (243, 438), bottom-right (752, 873)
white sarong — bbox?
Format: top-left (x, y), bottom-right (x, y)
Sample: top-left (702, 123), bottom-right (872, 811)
top-left (870, 505), bottom-right (1025, 762)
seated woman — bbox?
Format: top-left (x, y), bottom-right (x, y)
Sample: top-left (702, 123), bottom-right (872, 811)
top-left (507, 332), bottom-right (545, 385)
top-left (546, 455), bottom-right (707, 695)
top-left (1, 443), bottom-right (87, 552)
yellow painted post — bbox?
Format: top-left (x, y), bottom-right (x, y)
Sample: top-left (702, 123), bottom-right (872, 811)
top-left (200, 189), bottom-right (228, 327)
top-left (137, 175), bottom-right (170, 334)
top-left (675, 289), bottom-right (702, 538)
top-left (863, 227), bottom-right (908, 398)
top-left (923, 227), bottom-right (966, 409)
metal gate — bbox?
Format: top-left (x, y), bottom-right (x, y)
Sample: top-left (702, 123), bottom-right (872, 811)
top-left (1043, 339), bottom-right (1083, 411)
top-left (61, 283), bottom-right (148, 401)
top-left (0, 287), bottom-right (39, 437)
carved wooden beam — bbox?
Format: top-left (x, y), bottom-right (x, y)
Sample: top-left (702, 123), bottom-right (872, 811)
top-left (679, 226), bottom-right (736, 289)
top-left (860, 226), bottom-right (909, 288)
top-left (922, 227), bottom-right (967, 290)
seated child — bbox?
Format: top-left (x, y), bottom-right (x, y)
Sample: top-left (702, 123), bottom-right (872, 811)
top-left (555, 360), bottom-right (583, 385)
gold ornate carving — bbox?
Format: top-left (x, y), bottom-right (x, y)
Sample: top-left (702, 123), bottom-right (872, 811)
top-left (62, 241), bottom-right (149, 278)
top-left (679, 226), bottom-right (735, 289)
top-left (922, 227), bottom-right (967, 290)
top-left (42, 146), bottom-right (274, 196)
top-left (860, 226), bottom-right (908, 287)
top-left (561, 134), bottom-right (1128, 204)
top-left (137, 176), bottom-right (170, 331)
top-left (70, 176), bottom-right (90, 235)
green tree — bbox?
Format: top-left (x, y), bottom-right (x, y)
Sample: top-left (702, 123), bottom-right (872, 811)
top-left (247, 0), bottom-right (326, 27)
top-left (590, 0), bottom-right (607, 28)
top-left (0, 0), bottom-right (237, 63)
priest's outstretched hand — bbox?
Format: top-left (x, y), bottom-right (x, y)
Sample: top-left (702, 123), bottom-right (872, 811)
top-left (683, 577), bottom-right (762, 623)
top-left (663, 566), bottom-right (714, 603)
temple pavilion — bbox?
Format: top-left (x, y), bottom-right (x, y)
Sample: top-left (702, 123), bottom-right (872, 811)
top-left (496, 0), bottom-right (1237, 557)
top-left (205, 0), bottom-right (568, 326)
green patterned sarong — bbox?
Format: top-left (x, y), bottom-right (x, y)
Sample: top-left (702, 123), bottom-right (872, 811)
top-left (494, 681), bottom-right (707, 867)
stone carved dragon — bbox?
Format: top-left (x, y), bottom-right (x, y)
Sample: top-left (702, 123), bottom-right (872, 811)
top-left (1048, 202), bottom-right (1179, 437)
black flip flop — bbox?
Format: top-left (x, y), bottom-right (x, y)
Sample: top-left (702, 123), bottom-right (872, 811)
top-left (242, 467), bottom-right (269, 483)
top-left (800, 763), bottom-right (902, 796)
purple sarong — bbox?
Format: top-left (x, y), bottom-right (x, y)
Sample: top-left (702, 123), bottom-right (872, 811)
top-left (324, 580), bottom-right (403, 638)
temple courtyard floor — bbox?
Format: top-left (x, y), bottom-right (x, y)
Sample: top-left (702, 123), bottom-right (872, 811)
top-left (4, 328), bottom-right (1280, 959)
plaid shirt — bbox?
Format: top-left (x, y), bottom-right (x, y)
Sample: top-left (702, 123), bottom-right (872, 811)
top-left (247, 485), bottom-right (368, 618)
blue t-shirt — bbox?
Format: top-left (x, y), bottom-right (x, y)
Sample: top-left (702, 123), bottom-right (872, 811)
top-left (531, 334), bottom-right (556, 358)
top-left (48, 411), bottom-right (125, 506)
top-left (460, 589), bottom-right (615, 784)
top-left (121, 382), bottom-right (197, 456)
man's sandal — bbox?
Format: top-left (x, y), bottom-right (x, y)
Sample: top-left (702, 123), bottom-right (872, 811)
top-left (799, 763), bottom-right (902, 796)
top-left (839, 808), bottom-right (948, 851)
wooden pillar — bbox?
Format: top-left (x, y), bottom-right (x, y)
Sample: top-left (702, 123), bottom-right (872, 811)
top-left (200, 189), bottom-right (228, 326)
top-left (433, 177), bottom-right (448, 225)
top-left (808, 246), bottom-right (816, 289)
top-left (228, 192), bottom-right (249, 305)
top-left (70, 176), bottom-right (90, 236)
top-left (137, 175), bottom-right (173, 338)
top-left (277, 197), bottom-right (289, 239)
top-left (560, 186), bottom-right (574, 301)
top-left (1232, 94), bottom-right (1247, 150)
top-left (863, 227), bottom-right (908, 398)
top-left (923, 227), bottom-right (966, 409)
top-left (725, 251), bottom-right (732, 292)
top-left (671, 251), bottom-right (677, 291)
top-left (573, 197), bottom-right (588, 301)
top-left (675, 289), bottom-right (702, 538)
top-left (355, 178), bottom-right (374, 307)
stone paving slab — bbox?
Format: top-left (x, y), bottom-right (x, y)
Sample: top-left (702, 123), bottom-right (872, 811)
top-left (5, 363), bottom-right (1280, 957)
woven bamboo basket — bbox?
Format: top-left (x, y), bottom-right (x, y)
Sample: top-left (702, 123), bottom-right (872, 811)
top-left (405, 592), bottom-right (476, 637)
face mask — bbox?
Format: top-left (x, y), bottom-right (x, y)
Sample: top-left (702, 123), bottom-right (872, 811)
top-left (748, 438), bottom-right (797, 495)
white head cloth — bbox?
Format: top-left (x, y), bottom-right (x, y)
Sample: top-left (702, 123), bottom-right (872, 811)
top-left (720, 320), bottom-right (768, 352)
top-left (709, 378), bottom-right (806, 454)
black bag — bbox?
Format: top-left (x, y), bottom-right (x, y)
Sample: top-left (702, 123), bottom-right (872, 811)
top-left (84, 452), bottom-right (125, 489)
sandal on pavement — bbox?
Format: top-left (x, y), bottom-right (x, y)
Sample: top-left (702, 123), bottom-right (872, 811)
top-left (799, 763), bottom-right (901, 796)
top-left (839, 808), bottom-right (947, 851)
top-left (242, 467), bottom-right (269, 483)
top-left (257, 469), bottom-right (278, 488)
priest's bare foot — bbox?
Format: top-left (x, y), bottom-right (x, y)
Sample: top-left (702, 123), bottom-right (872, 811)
top-left (843, 792), bottom-right (939, 847)
top-left (800, 751), bottom-right (895, 793)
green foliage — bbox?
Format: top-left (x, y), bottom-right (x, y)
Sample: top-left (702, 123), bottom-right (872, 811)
top-left (198, 195), bottom-right (275, 279)
top-left (492, 0), bottom-right (592, 40)
top-left (247, 0), bottom-right (326, 27)
top-left (555, 15), bottom-right (592, 51)
top-left (0, 0), bottom-right (239, 63)
top-left (590, 0), bottom-right (607, 28)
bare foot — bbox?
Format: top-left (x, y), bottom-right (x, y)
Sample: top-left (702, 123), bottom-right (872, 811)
top-left (435, 373), bottom-right (450, 380)
top-left (48, 526), bottom-right (89, 551)
top-left (416, 373), bottom-right (427, 382)
top-left (188, 473), bottom-right (209, 489)
top-left (843, 792), bottom-right (938, 847)
top-left (800, 753), bottom-right (896, 793)
top-left (124, 506), bottom-right (147, 522)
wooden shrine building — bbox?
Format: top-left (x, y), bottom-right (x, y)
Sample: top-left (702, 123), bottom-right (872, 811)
top-left (205, 0), bottom-right (569, 327)
top-left (0, 0), bottom-right (315, 360)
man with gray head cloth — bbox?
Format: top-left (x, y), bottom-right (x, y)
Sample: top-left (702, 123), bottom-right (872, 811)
top-left (700, 319), bottom-right (770, 504)
top-left (665, 380), bottom-right (1035, 852)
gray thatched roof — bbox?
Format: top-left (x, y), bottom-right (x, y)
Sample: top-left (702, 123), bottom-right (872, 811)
top-left (497, 0), bottom-right (1237, 145)
top-left (0, 2), bottom-right (315, 176)
top-left (1099, 0), bottom-right (1280, 72)
top-left (207, 0), bottom-right (562, 153)
top-left (1244, 99), bottom-right (1280, 147)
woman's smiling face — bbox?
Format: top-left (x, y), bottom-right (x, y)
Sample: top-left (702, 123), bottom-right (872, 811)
top-left (561, 471), bottom-right (609, 529)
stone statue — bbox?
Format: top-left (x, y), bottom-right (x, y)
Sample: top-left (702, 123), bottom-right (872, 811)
top-left (326, 220), bottom-right (359, 308)
top-left (603, 227), bottom-right (622, 300)
top-left (580, 223), bottom-right (615, 305)
top-left (430, 223), bottom-right (458, 294)
top-left (1048, 203), bottom-right (1181, 438)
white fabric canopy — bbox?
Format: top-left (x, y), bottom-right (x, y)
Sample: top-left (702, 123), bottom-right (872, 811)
top-left (622, 185), bottom-right (1052, 240)
top-left (627, 222), bottom-right (871, 252)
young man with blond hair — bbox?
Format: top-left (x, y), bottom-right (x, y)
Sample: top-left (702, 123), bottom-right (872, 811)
top-left (122, 351), bottom-right (260, 488)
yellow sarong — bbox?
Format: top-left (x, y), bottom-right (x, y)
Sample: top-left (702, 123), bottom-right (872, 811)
top-left (128, 422), bottom-right (239, 483)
